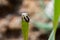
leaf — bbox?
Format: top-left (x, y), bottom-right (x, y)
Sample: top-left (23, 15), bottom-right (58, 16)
top-left (22, 19), bottom-right (29, 40)
top-left (53, 0), bottom-right (60, 40)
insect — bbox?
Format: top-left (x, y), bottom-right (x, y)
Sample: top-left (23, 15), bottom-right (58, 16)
top-left (22, 12), bottom-right (30, 22)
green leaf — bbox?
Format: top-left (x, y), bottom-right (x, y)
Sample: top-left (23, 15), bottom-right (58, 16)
top-left (54, 0), bottom-right (60, 40)
top-left (22, 19), bottom-right (29, 40)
